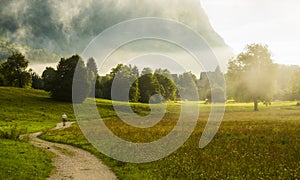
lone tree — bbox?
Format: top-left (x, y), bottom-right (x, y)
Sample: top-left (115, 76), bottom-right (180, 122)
top-left (51, 55), bottom-right (89, 103)
top-left (227, 44), bottom-right (276, 111)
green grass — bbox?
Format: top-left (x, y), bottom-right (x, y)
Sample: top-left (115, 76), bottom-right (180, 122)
top-left (0, 87), bottom-right (76, 179)
top-left (41, 100), bottom-right (300, 179)
top-left (0, 139), bottom-right (53, 180)
top-left (1, 87), bottom-right (300, 179)
top-left (0, 87), bottom-right (75, 133)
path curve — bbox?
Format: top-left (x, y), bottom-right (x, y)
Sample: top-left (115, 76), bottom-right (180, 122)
top-left (27, 122), bottom-right (117, 180)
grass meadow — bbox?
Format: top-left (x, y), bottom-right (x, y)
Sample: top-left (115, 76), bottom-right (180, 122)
top-left (1, 87), bottom-right (300, 179)
top-left (42, 100), bottom-right (300, 179)
top-left (0, 139), bottom-right (53, 179)
top-left (0, 87), bottom-right (74, 179)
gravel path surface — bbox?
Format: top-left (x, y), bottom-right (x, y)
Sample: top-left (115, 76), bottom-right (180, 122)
top-left (28, 122), bottom-right (117, 180)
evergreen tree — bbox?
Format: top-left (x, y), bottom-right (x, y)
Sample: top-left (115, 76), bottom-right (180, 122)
top-left (86, 57), bottom-right (98, 97)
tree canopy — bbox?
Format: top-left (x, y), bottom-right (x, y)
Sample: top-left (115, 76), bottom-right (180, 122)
top-left (49, 55), bottom-right (89, 103)
top-left (227, 44), bottom-right (276, 110)
top-left (0, 51), bottom-right (31, 88)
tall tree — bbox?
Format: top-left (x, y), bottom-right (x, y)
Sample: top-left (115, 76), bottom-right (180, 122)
top-left (42, 67), bottom-right (56, 91)
top-left (128, 65), bottom-right (140, 102)
top-left (86, 57), bottom-right (98, 97)
top-left (1, 52), bottom-right (31, 88)
top-left (199, 66), bottom-right (225, 103)
top-left (198, 72), bottom-right (211, 100)
top-left (31, 72), bottom-right (44, 89)
top-left (51, 55), bottom-right (89, 103)
top-left (104, 64), bottom-right (140, 102)
top-left (177, 72), bottom-right (198, 101)
top-left (227, 44), bottom-right (276, 111)
top-left (86, 57), bottom-right (98, 76)
top-left (154, 68), bottom-right (177, 101)
top-left (101, 64), bottom-right (124, 100)
top-left (138, 68), bottom-right (161, 103)
top-left (111, 65), bottom-right (139, 102)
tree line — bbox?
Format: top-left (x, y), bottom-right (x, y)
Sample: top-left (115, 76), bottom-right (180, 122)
top-left (1, 43), bottom-right (300, 110)
top-left (94, 64), bottom-right (224, 103)
top-left (0, 51), bottom-right (224, 103)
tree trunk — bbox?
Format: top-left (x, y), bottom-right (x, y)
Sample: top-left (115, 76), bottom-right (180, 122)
top-left (254, 99), bottom-right (258, 111)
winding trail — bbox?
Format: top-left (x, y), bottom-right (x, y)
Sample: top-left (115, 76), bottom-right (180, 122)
top-left (27, 122), bottom-right (117, 180)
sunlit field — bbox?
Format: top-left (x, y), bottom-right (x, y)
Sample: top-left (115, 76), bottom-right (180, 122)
top-left (0, 87), bottom-right (299, 179)
top-left (41, 99), bottom-right (300, 179)
top-left (2, 0), bottom-right (300, 179)
top-left (0, 139), bottom-right (53, 180)
top-left (0, 87), bottom-right (75, 133)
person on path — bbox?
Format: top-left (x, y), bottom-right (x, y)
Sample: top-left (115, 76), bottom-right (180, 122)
top-left (62, 113), bottom-right (67, 126)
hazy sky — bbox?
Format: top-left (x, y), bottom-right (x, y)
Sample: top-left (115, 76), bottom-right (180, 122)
top-left (200, 0), bottom-right (300, 65)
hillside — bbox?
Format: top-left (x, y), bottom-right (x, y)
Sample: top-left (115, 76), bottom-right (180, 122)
top-left (1, 87), bottom-right (300, 179)
top-left (0, 87), bottom-right (75, 132)
top-left (0, 87), bottom-right (67, 179)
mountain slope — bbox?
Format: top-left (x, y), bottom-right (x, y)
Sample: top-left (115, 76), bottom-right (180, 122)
top-left (0, 0), bottom-right (233, 69)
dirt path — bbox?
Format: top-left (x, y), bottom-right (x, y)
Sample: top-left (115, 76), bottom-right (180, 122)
top-left (27, 122), bottom-right (117, 180)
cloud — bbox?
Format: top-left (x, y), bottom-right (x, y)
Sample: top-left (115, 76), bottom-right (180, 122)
top-left (0, 0), bottom-right (233, 69)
